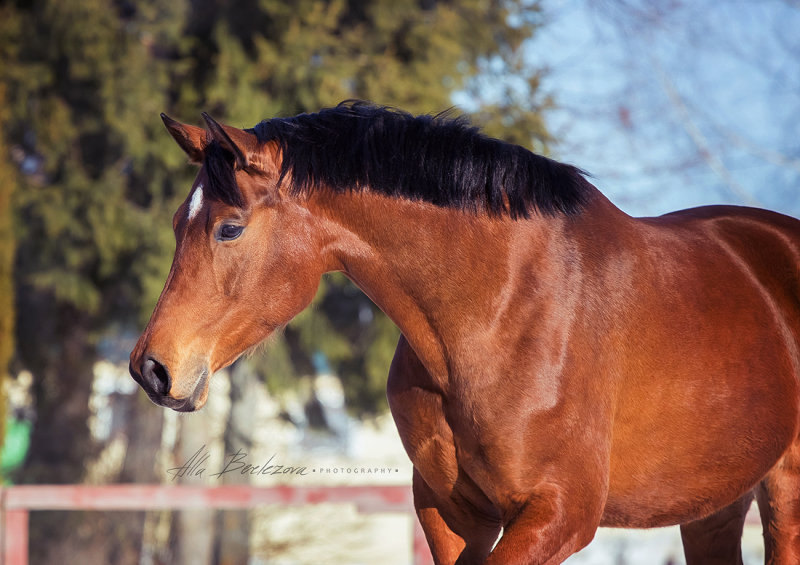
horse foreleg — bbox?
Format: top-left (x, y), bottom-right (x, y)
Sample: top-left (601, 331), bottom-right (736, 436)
top-left (413, 468), bottom-right (468, 565)
top-left (482, 484), bottom-right (602, 565)
top-left (756, 442), bottom-right (800, 564)
top-left (679, 490), bottom-right (754, 564)
top-left (388, 337), bottom-right (500, 563)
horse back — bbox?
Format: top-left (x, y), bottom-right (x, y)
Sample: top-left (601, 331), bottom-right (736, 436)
top-left (655, 204), bottom-right (800, 333)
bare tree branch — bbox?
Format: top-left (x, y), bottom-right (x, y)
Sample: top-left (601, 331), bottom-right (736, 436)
top-left (654, 61), bottom-right (762, 207)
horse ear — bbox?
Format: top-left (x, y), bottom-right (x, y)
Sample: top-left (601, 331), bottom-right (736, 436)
top-left (201, 112), bottom-right (258, 171)
top-left (161, 113), bottom-right (207, 163)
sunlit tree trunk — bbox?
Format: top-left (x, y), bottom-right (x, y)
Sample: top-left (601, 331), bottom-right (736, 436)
top-left (170, 371), bottom-right (229, 565)
top-left (214, 360), bottom-right (257, 564)
top-left (115, 392), bottom-right (165, 562)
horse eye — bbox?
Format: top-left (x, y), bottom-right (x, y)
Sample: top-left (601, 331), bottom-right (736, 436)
top-left (217, 224), bottom-right (244, 241)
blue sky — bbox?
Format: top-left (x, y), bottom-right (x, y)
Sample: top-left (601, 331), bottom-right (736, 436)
top-left (521, 0), bottom-right (800, 217)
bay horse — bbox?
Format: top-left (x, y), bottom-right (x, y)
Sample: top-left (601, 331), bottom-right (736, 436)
top-left (130, 102), bottom-right (800, 564)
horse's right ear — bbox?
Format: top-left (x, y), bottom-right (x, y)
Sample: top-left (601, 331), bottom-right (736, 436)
top-left (161, 113), bottom-right (207, 164)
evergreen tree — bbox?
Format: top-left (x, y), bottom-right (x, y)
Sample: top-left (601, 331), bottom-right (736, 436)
top-left (1, 0), bottom-right (188, 560)
top-left (4, 0), bottom-right (187, 477)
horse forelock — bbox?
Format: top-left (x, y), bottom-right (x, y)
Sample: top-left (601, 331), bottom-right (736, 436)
top-left (201, 140), bottom-right (245, 208)
top-left (249, 101), bottom-right (591, 218)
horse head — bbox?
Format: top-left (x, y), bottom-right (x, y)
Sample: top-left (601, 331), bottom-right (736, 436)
top-left (129, 114), bottom-right (327, 411)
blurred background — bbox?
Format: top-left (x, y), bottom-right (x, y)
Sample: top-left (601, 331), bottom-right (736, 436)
top-left (0, 0), bottom-right (797, 563)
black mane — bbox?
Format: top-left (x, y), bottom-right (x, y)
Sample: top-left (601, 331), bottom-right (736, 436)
top-left (206, 101), bottom-right (590, 218)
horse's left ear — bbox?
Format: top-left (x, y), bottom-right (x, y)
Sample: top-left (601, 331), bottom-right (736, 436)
top-left (201, 113), bottom-right (258, 171)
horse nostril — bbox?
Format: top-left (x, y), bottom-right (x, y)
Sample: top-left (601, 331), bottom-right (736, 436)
top-left (142, 357), bottom-right (171, 396)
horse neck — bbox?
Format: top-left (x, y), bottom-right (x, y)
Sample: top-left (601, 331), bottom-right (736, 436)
top-left (307, 186), bottom-right (622, 385)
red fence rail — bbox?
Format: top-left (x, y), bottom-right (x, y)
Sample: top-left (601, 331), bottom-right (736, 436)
top-left (0, 484), bottom-right (433, 565)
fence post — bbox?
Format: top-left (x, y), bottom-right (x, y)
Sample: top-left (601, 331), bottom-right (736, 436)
top-left (3, 509), bottom-right (29, 565)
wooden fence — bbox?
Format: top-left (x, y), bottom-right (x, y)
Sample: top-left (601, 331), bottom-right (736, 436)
top-left (0, 484), bottom-right (433, 565)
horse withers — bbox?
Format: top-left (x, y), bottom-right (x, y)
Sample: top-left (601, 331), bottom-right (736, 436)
top-left (130, 102), bottom-right (800, 564)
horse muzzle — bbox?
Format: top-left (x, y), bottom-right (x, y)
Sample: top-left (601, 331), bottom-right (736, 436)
top-left (129, 356), bottom-right (210, 412)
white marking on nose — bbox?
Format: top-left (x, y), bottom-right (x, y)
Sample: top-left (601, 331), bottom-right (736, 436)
top-left (188, 184), bottom-right (204, 221)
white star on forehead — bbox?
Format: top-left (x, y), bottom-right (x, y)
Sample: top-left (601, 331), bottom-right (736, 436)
top-left (188, 184), bottom-right (204, 221)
